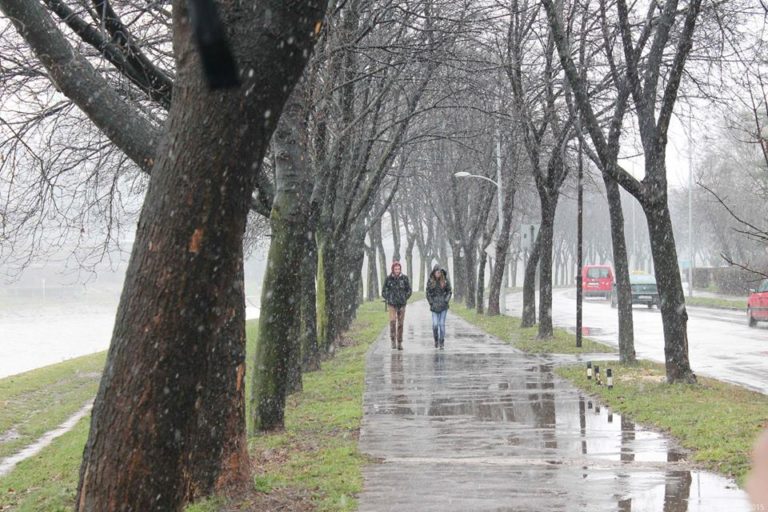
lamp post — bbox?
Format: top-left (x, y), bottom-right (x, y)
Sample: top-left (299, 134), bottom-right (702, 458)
top-left (454, 171), bottom-right (505, 314)
top-left (688, 105), bottom-right (694, 298)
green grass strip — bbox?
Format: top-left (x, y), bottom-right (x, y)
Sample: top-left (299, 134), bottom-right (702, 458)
top-left (686, 296), bottom-right (746, 310)
top-left (450, 301), bottom-right (615, 354)
top-left (229, 300), bottom-right (387, 512)
top-left (0, 415), bottom-right (91, 511)
top-left (1, 301), bottom-right (388, 511)
top-left (0, 353), bottom-right (105, 459)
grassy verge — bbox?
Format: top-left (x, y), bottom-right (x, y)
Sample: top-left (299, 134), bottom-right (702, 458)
top-left (686, 296), bottom-right (746, 310)
top-left (0, 353), bottom-right (105, 459)
top-left (1, 301), bottom-right (388, 511)
top-left (209, 300), bottom-right (387, 512)
top-left (557, 361), bottom-right (768, 483)
top-left (450, 301), bottom-right (615, 354)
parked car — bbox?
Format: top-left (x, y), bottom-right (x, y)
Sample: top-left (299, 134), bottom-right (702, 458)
top-left (747, 279), bottom-right (768, 327)
top-left (582, 264), bottom-right (613, 299)
top-left (611, 273), bottom-right (659, 308)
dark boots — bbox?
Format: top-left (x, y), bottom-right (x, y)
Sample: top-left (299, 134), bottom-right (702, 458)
top-left (433, 327), bottom-right (439, 348)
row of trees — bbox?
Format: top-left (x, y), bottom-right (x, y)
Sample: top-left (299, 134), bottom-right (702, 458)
top-left (0, 0), bottom-right (765, 509)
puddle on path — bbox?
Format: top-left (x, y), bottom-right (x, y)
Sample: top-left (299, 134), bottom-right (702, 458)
top-left (361, 312), bottom-right (750, 512)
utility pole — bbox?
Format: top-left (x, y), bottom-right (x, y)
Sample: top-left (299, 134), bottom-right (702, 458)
top-left (496, 126), bottom-right (505, 314)
top-left (576, 135), bottom-right (583, 348)
top-left (688, 105), bottom-right (694, 298)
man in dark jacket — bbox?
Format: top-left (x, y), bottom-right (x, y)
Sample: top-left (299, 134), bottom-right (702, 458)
top-left (426, 264), bottom-right (452, 349)
top-left (382, 260), bottom-right (412, 350)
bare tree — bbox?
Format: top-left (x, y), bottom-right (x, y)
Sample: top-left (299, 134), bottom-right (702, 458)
top-left (543, 0), bottom-right (707, 381)
top-left (504, 0), bottom-right (575, 337)
top-left (1, 0), bottom-right (328, 508)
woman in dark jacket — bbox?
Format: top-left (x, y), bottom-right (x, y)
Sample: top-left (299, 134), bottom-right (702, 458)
top-left (382, 260), bottom-right (412, 350)
top-left (426, 264), bottom-right (452, 349)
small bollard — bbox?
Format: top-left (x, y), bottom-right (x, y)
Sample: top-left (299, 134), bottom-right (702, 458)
top-left (607, 412), bottom-right (613, 423)
top-left (586, 361), bottom-right (593, 380)
top-left (594, 365), bottom-right (601, 385)
top-left (606, 368), bottom-right (614, 389)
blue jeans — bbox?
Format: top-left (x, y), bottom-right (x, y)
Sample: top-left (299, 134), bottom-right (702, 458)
top-left (431, 310), bottom-right (447, 341)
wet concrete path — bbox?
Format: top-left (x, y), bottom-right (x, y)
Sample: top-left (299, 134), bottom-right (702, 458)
top-left (359, 301), bottom-right (751, 511)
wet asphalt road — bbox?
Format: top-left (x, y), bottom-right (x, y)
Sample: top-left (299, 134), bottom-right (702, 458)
top-left (358, 301), bottom-right (751, 511)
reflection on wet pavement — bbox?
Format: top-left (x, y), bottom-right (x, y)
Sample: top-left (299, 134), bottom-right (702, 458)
top-left (359, 302), bottom-right (750, 512)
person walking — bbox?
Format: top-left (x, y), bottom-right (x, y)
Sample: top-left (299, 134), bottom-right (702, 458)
top-left (382, 260), bottom-right (412, 350)
top-left (426, 264), bottom-right (452, 349)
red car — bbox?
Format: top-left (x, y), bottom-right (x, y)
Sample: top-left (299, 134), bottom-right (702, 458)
top-left (582, 265), bottom-right (614, 299)
top-left (747, 279), bottom-right (768, 327)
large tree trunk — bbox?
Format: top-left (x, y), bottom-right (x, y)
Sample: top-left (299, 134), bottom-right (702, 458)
top-left (405, 232), bottom-right (417, 290)
top-left (645, 202), bottom-right (696, 383)
top-left (317, 236), bottom-right (337, 350)
top-left (488, 186), bottom-right (516, 315)
top-left (418, 251), bottom-right (427, 291)
top-left (318, 232), bottom-right (365, 350)
top-left (451, 242), bottom-right (466, 303)
top-left (510, 251), bottom-right (519, 288)
top-left (464, 244), bottom-right (478, 309)
top-left (301, 232), bottom-right (321, 372)
top-left (76, 1), bottom-right (327, 508)
top-left (476, 249), bottom-right (487, 314)
top-left (251, 83), bottom-right (314, 431)
top-left (391, 205), bottom-right (401, 260)
top-left (365, 235), bottom-right (378, 301)
top-left (372, 217), bottom-right (388, 282)
top-left (520, 231), bottom-right (542, 328)
top-left (605, 176), bottom-right (636, 363)
top-left (537, 196), bottom-right (556, 339)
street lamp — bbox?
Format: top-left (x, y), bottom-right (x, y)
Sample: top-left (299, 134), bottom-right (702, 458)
top-left (454, 170), bottom-right (505, 314)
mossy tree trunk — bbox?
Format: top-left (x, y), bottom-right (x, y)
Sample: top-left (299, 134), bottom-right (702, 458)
top-left (252, 81), bottom-right (316, 430)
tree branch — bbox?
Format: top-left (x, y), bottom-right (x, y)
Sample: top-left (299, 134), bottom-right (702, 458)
top-left (0, 0), bottom-right (160, 173)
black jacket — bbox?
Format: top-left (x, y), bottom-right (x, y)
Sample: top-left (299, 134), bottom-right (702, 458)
top-left (426, 268), bottom-right (452, 313)
top-left (382, 274), bottom-right (412, 307)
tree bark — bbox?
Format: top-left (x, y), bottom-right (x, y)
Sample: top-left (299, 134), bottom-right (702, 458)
top-left (75, 1), bottom-right (327, 509)
top-left (520, 231), bottom-right (542, 328)
top-left (405, 232), bottom-right (417, 290)
top-left (605, 176), bottom-right (636, 363)
top-left (476, 249), bottom-right (487, 314)
top-left (391, 205), bottom-right (402, 260)
top-left (300, 232), bottom-right (321, 372)
top-left (537, 195), bottom-right (557, 339)
top-left (646, 200), bottom-right (696, 383)
top-left (464, 244), bottom-right (478, 309)
top-left (488, 184), bottom-right (516, 315)
top-left (365, 239), bottom-right (379, 301)
top-left (252, 81), bottom-right (315, 431)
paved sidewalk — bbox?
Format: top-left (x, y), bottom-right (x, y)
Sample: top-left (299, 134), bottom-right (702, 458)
top-left (359, 301), bottom-right (751, 512)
